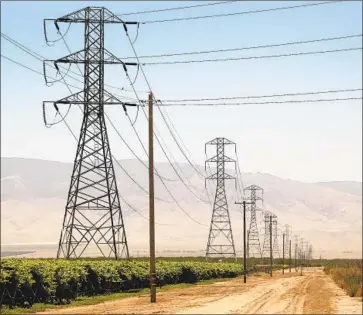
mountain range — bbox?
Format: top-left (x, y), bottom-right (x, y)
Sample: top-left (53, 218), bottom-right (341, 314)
top-left (1, 157), bottom-right (361, 259)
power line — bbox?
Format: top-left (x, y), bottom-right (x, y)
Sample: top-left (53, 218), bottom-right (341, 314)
top-left (1, 55), bottom-right (172, 204)
top-left (123, 29), bottom-right (210, 204)
top-left (141, 47), bottom-right (362, 65)
top-left (122, 34), bottom-right (362, 60)
top-left (140, 1), bottom-right (342, 24)
top-left (3, 54), bottom-right (361, 108)
top-left (117, 1), bottom-right (238, 16)
top-left (155, 97), bottom-right (362, 107)
top-left (1, 32), bottom-right (146, 96)
top-left (105, 113), bottom-right (179, 184)
top-left (161, 88), bottom-right (363, 102)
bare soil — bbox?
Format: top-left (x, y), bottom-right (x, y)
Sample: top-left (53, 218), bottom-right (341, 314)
top-left (38, 267), bottom-right (362, 314)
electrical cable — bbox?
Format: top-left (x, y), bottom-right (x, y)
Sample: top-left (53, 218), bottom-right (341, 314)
top-left (141, 47), bottom-right (362, 65)
top-left (117, 1), bottom-right (238, 16)
top-left (156, 100), bottom-right (207, 179)
top-left (131, 23), bottom-right (140, 44)
top-left (122, 34), bottom-right (362, 60)
top-left (105, 112), bottom-right (179, 184)
top-left (120, 58), bottom-right (209, 223)
top-left (153, 97), bottom-right (363, 106)
top-left (123, 29), bottom-right (211, 197)
top-left (1, 32), bottom-right (145, 95)
top-left (119, 34), bottom-right (210, 204)
top-left (140, 1), bottom-right (342, 24)
top-left (161, 88), bottom-right (362, 102)
top-left (43, 21), bottom-right (72, 46)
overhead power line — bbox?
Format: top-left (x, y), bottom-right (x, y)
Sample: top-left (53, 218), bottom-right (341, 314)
top-left (140, 1), bottom-right (342, 24)
top-left (3, 54), bottom-right (361, 108)
top-left (122, 34), bottom-right (362, 60)
top-left (156, 97), bottom-right (362, 107)
top-left (161, 88), bottom-right (363, 102)
top-left (1, 32), bottom-right (146, 96)
top-left (1, 54), bottom-right (175, 204)
top-left (117, 1), bottom-right (238, 16)
top-left (141, 47), bottom-right (362, 65)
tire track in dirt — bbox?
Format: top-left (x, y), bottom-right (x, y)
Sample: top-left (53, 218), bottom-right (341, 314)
top-left (279, 276), bottom-right (311, 314)
top-left (230, 276), bottom-right (308, 314)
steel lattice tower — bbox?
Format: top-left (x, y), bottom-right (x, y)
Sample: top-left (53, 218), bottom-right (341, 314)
top-left (262, 211), bottom-right (275, 258)
top-left (244, 185), bottom-right (263, 258)
top-left (284, 224), bottom-right (290, 257)
top-left (43, 7), bottom-right (138, 259)
top-left (205, 137), bottom-right (237, 258)
top-left (272, 217), bottom-right (280, 258)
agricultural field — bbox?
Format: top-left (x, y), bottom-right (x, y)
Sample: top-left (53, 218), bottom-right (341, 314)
top-left (0, 258), bottom-right (246, 310)
top-left (1, 257), bottom-right (362, 314)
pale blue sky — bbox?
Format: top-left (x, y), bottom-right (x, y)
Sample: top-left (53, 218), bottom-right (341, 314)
top-left (1, 1), bottom-right (362, 182)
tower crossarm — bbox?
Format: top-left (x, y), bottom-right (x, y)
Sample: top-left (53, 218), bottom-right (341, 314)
top-left (45, 6), bottom-right (137, 24)
top-left (205, 155), bottom-right (235, 163)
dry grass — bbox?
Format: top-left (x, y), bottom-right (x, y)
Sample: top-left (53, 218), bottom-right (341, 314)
top-left (324, 260), bottom-right (362, 298)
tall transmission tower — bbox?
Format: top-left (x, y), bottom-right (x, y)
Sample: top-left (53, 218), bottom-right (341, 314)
top-left (243, 185), bottom-right (263, 258)
top-left (43, 7), bottom-right (138, 259)
top-left (205, 137), bottom-right (237, 258)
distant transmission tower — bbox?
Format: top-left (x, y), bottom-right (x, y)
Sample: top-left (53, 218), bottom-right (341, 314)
top-left (205, 137), bottom-right (237, 258)
top-left (284, 224), bottom-right (290, 258)
top-left (262, 211), bottom-right (275, 260)
top-left (244, 185), bottom-right (263, 259)
top-left (272, 216), bottom-right (280, 258)
top-left (43, 7), bottom-right (138, 259)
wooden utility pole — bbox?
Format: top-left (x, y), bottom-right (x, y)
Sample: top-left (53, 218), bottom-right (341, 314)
top-left (148, 92), bottom-right (156, 303)
top-left (269, 215), bottom-right (273, 277)
top-left (295, 242), bottom-right (298, 271)
top-left (282, 233), bottom-right (285, 274)
top-left (243, 201), bottom-right (247, 283)
top-left (235, 201), bottom-right (252, 283)
top-left (289, 239), bottom-right (291, 272)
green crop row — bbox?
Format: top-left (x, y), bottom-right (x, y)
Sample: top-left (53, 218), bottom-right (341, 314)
top-left (0, 258), bottom-right (243, 308)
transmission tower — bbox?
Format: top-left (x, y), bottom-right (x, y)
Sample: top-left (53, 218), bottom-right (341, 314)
top-left (205, 137), bottom-right (237, 258)
top-left (43, 7), bottom-right (138, 259)
top-left (243, 185), bottom-right (263, 259)
top-left (272, 217), bottom-right (280, 258)
top-left (262, 211), bottom-right (275, 259)
top-left (284, 224), bottom-right (290, 258)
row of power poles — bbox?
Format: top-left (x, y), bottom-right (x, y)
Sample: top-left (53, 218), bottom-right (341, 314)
top-left (233, 201), bottom-right (311, 282)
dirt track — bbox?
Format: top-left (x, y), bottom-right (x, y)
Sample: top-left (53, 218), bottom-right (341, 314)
top-left (38, 268), bottom-right (362, 314)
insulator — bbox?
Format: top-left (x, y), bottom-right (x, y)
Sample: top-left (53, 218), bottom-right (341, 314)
top-left (54, 20), bottom-right (60, 32)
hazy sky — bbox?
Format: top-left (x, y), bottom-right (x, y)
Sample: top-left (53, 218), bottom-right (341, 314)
top-left (1, 1), bottom-right (362, 183)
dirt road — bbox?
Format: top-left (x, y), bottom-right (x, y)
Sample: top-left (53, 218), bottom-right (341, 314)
top-left (39, 268), bottom-right (362, 314)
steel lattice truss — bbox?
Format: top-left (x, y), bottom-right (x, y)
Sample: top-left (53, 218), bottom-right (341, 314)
top-left (262, 211), bottom-right (272, 258)
top-left (272, 218), bottom-right (280, 258)
top-left (205, 137), bottom-right (237, 258)
top-left (284, 224), bottom-right (291, 257)
top-left (43, 7), bottom-right (137, 259)
top-left (244, 185), bottom-right (263, 258)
